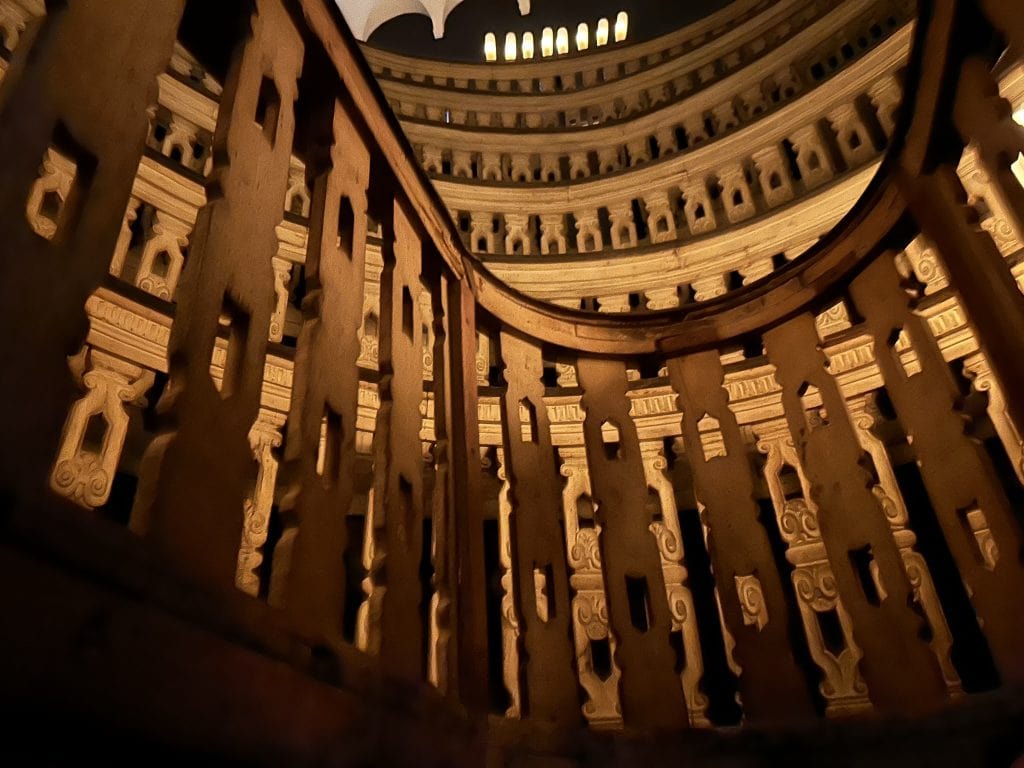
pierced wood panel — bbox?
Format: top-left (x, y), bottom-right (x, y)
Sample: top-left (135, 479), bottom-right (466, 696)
top-left (902, 164), bottom-right (1024, 439)
top-left (130, 0), bottom-right (304, 588)
top-left (667, 351), bottom-right (815, 722)
top-left (0, 1), bottom-right (184, 508)
top-left (499, 330), bottom-right (581, 726)
top-left (576, 356), bottom-right (687, 729)
top-left (764, 314), bottom-right (948, 714)
top-left (850, 253), bottom-right (1024, 683)
top-left (367, 196), bottom-right (427, 681)
top-left (269, 96), bottom-right (371, 640)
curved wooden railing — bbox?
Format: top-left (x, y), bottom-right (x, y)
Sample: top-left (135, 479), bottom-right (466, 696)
top-left (1, 0), bottom-right (1024, 763)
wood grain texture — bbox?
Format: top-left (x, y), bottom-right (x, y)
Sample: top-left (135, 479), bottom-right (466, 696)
top-left (764, 314), bottom-right (948, 715)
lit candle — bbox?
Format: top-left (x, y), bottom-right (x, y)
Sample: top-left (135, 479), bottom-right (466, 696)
top-left (596, 18), bottom-right (609, 46)
top-left (484, 32), bottom-right (497, 61)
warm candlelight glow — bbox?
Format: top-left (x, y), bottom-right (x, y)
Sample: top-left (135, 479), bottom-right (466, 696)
top-left (541, 26), bottom-right (554, 56)
top-left (556, 26), bottom-right (569, 55)
top-left (614, 11), bottom-right (628, 42)
top-left (575, 22), bottom-right (589, 51)
top-left (484, 11), bottom-right (628, 61)
top-left (522, 31), bottom-right (535, 59)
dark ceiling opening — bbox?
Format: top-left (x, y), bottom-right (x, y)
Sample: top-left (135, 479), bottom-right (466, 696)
top-left (367, 0), bottom-right (737, 62)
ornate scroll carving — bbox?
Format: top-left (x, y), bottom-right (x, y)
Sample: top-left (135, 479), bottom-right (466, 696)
top-left (850, 253), bottom-right (1024, 684)
top-left (559, 448), bottom-right (622, 727)
top-left (963, 352), bottom-right (1024, 486)
top-left (577, 356), bottom-right (687, 729)
top-left (754, 420), bottom-right (869, 716)
top-left (667, 350), bottom-right (814, 722)
top-left (134, 209), bottom-right (190, 300)
top-left (640, 441), bottom-right (709, 726)
top-left (50, 347), bottom-right (154, 509)
top-left (236, 411), bottom-right (284, 596)
top-left (764, 313), bottom-right (948, 714)
top-left (846, 396), bottom-right (961, 693)
top-left (25, 146), bottom-right (76, 241)
top-left (734, 575), bottom-right (768, 632)
top-left (0, 0), bottom-right (184, 509)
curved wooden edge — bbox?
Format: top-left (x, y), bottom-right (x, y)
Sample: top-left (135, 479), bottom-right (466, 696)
top-left (296, 0), bottom-right (967, 356)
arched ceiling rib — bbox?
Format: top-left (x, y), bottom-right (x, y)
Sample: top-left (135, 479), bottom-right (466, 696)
top-left (338, 0), bottom-right (465, 40)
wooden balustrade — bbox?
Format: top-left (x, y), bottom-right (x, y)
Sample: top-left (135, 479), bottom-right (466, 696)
top-left (0, 0), bottom-right (1023, 762)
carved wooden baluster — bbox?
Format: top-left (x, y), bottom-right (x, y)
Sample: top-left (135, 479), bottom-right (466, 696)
top-left (850, 253), bottom-right (1024, 684)
top-left (953, 58), bottom-right (1024, 243)
top-left (496, 447), bottom-right (522, 716)
top-left (426, 260), bottom-right (488, 702)
top-left (576, 356), bottom-right (687, 729)
top-left (498, 330), bottom-right (581, 726)
top-left (763, 314), bottom-right (948, 714)
top-left (427, 266), bottom-right (453, 694)
top-left (237, 410), bottom-right (285, 597)
top-left (754, 419), bottom-right (870, 715)
top-left (845, 396), bottom-right (961, 693)
top-left (963, 354), bottom-right (1024, 486)
top-left (130, 0), bottom-right (303, 587)
top-left (559, 446), bottom-right (623, 727)
top-left (640, 440), bottom-right (708, 726)
top-left (667, 351), bottom-right (814, 722)
top-left (446, 278), bottom-right (490, 709)
top-left (0, 1), bottom-right (184, 508)
top-left (900, 162), bottom-right (1024, 441)
top-left (367, 196), bottom-right (426, 682)
top-left (49, 347), bottom-right (155, 511)
top-left (268, 96), bottom-right (370, 639)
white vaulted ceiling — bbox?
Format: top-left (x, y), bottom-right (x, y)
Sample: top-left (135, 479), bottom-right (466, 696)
top-left (338, 0), bottom-right (466, 40)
